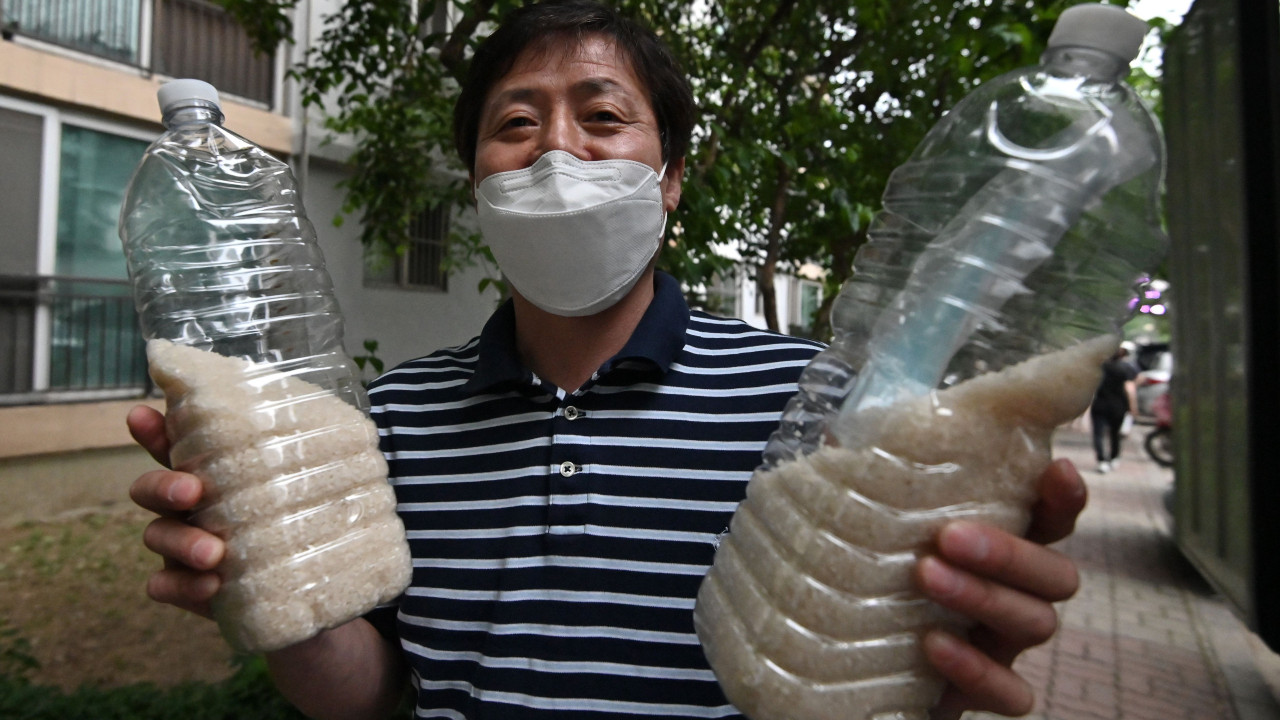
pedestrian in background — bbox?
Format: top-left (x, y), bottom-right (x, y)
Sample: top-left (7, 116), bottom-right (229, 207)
top-left (1091, 344), bottom-right (1138, 472)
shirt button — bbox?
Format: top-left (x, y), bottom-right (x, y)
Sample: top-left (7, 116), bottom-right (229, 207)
top-left (559, 461), bottom-right (578, 477)
top-left (564, 406), bottom-right (581, 421)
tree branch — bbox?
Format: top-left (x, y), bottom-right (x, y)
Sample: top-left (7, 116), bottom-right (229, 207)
top-left (439, 0), bottom-right (498, 81)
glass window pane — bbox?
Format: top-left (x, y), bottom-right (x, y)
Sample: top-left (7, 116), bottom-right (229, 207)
top-left (0, 106), bottom-right (44, 275)
top-left (56, 125), bottom-right (147, 279)
top-left (51, 125), bottom-right (148, 390)
top-left (0, 106), bottom-right (44, 394)
top-left (363, 205), bottom-right (450, 291)
top-left (800, 283), bottom-right (821, 324)
top-left (5, 0), bottom-right (141, 64)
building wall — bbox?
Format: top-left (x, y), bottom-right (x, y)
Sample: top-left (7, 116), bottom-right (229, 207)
top-left (0, 40), bottom-right (292, 155)
top-left (712, 263), bottom-right (826, 337)
top-left (302, 160), bottom-right (498, 369)
top-left (0, 399), bottom-right (163, 527)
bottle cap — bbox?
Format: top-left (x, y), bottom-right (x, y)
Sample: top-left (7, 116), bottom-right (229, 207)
top-left (1047, 4), bottom-right (1150, 63)
top-left (157, 79), bottom-right (222, 114)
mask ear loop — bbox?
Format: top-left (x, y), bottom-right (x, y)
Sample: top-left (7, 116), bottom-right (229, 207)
top-left (658, 161), bottom-right (670, 240)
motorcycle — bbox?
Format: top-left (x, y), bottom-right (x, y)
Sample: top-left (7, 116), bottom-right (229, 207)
top-left (1144, 392), bottom-right (1174, 468)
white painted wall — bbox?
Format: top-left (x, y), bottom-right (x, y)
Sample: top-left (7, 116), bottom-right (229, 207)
top-left (302, 161), bottom-right (500, 370)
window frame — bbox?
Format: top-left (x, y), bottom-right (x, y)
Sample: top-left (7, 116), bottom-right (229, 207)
top-left (363, 204), bottom-right (452, 293)
top-left (0, 94), bottom-right (156, 397)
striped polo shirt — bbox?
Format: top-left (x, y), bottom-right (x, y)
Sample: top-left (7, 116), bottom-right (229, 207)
top-left (367, 272), bottom-right (822, 719)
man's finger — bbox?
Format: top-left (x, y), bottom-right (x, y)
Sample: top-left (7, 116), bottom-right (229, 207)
top-left (934, 520), bottom-right (1079, 603)
top-left (145, 566), bottom-right (219, 620)
top-left (130, 469), bottom-right (204, 517)
top-left (142, 517), bottom-right (225, 571)
top-left (924, 629), bottom-right (1035, 719)
top-left (127, 404), bottom-right (172, 468)
top-left (1026, 458), bottom-right (1088, 545)
top-left (917, 555), bottom-right (1060, 649)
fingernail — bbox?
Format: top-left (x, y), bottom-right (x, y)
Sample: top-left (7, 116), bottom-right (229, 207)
top-left (923, 629), bottom-right (969, 674)
top-left (921, 557), bottom-right (962, 598)
top-left (924, 628), bottom-right (963, 657)
top-left (195, 572), bottom-right (220, 599)
top-left (165, 475), bottom-right (189, 504)
top-left (192, 537), bottom-right (220, 568)
top-left (945, 521), bottom-right (990, 563)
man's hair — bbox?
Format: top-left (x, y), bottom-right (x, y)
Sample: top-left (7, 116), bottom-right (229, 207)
top-left (452, 0), bottom-right (696, 174)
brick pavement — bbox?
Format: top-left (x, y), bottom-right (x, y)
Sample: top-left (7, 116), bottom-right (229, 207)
top-left (967, 426), bottom-right (1280, 720)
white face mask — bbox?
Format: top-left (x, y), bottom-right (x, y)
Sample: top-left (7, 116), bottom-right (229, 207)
top-left (476, 150), bottom-right (668, 317)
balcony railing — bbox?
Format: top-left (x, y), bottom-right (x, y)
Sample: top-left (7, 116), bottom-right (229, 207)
top-left (0, 275), bottom-right (150, 405)
top-left (153, 0), bottom-right (274, 105)
top-left (1, 0), bottom-right (274, 106)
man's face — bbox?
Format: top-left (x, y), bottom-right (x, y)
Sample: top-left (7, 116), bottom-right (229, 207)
top-left (473, 34), bottom-right (684, 212)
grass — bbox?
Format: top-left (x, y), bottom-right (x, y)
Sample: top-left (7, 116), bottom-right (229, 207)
top-left (0, 645), bottom-right (308, 720)
top-left (0, 508), bottom-right (414, 719)
top-left (0, 508), bottom-right (309, 718)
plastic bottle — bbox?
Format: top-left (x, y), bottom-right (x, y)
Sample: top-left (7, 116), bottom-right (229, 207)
top-left (694, 6), bottom-right (1166, 719)
top-left (118, 79), bottom-right (412, 654)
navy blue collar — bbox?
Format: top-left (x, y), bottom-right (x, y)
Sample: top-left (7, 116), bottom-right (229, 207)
top-left (463, 271), bottom-right (691, 394)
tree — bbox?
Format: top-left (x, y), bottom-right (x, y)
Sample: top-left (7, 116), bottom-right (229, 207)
top-left (216, 0), bottom-right (519, 296)
top-left (625, 0), bottom-right (1076, 332)
top-left (217, 0), bottom-right (1133, 332)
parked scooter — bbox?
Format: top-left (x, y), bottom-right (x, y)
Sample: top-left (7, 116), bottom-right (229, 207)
top-left (1144, 391), bottom-right (1174, 467)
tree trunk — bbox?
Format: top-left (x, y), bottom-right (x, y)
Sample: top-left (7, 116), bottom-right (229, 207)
top-left (758, 161), bottom-right (792, 332)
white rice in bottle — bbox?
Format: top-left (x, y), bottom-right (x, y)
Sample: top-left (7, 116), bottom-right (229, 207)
top-left (147, 339), bottom-right (413, 654)
top-left (694, 334), bottom-right (1118, 720)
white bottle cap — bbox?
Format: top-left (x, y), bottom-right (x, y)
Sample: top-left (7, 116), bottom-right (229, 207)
top-left (1047, 4), bottom-right (1150, 63)
top-left (156, 78), bottom-right (222, 114)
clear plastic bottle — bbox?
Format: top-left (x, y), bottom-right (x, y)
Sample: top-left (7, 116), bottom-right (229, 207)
top-left (119, 79), bottom-right (412, 654)
top-left (695, 6), bottom-right (1166, 719)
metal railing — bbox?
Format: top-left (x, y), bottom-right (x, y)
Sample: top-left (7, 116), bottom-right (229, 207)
top-left (0, 275), bottom-right (150, 405)
top-left (0, 0), bottom-right (139, 63)
top-left (152, 0), bottom-right (274, 106)
top-left (1, 0), bottom-right (274, 106)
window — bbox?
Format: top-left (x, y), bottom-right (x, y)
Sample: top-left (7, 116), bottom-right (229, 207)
top-left (703, 269), bottom-right (740, 317)
top-left (50, 125), bottom-right (148, 391)
top-left (3, 0), bottom-right (142, 64)
top-left (790, 279), bottom-right (822, 334)
top-left (0, 103), bottom-right (46, 396)
top-left (0, 105), bottom-right (43, 276)
top-left (153, 0), bottom-right (274, 105)
top-left (57, 126), bottom-right (146, 280)
top-left (2, 0), bottom-right (275, 107)
top-left (365, 205), bottom-right (450, 291)
top-left (0, 104), bottom-right (150, 399)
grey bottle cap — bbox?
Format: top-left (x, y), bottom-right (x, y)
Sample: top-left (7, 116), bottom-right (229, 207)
top-left (1047, 4), bottom-right (1150, 63)
top-left (156, 79), bottom-right (222, 114)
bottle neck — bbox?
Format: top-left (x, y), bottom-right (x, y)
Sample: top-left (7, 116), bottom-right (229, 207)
top-left (1041, 46), bottom-right (1129, 83)
top-left (161, 104), bottom-right (225, 129)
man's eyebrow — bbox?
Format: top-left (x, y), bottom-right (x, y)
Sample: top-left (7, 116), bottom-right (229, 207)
top-left (489, 87), bottom-right (538, 107)
top-left (572, 77), bottom-right (629, 97)
top-left (485, 77), bottom-right (639, 113)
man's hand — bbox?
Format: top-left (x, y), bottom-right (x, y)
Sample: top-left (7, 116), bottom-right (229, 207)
top-left (916, 458), bottom-right (1088, 719)
top-left (127, 406), bottom-right (409, 719)
top-left (127, 404), bottom-right (225, 619)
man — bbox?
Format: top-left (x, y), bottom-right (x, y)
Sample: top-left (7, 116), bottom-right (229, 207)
top-left (1090, 344), bottom-right (1138, 473)
top-left (127, 2), bottom-right (1086, 718)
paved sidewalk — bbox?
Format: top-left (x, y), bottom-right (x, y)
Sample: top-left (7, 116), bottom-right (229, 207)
top-left (970, 426), bottom-right (1280, 720)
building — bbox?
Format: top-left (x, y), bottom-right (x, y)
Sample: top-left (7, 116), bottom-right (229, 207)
top-left (0, 0), bottom-right (495, 524)
top-left (703, 261), bottom-right (826, 339)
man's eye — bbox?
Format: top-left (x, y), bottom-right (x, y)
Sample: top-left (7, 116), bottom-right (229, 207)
top-left (589, 111), bottom-right (621, 122)
top-left (505, 117), bottom-right (534, 128)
